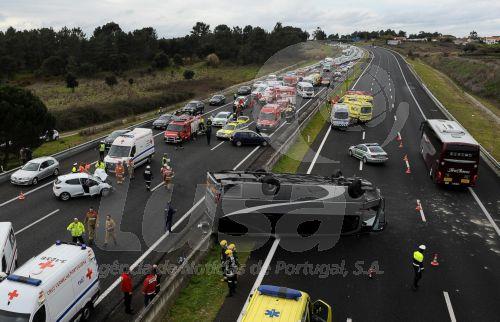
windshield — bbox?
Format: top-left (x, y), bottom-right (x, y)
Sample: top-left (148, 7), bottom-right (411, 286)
top-left (222, 124), bottom-right (236, 131)
top-left (159, 115), bottom-right (172, 121)
top-left (167, 123), bottom-right (184, 132)
top-left (215, 112), bottom-right (231, 119)
top-left (259, 113), bottom-right (276, 121)
top-left (0, 310), bottom-right (30, 322)
top-left (22, 162), bottom-right (39, 171)
top-left (212, 95), bottom-right (223, 100)
top-left (109, 131), bottom-right (127, 140)
top-left (108, 145), bottom-right (131, 157)
top-left (334, 111), bottom-right (349, 119)
top-left (369, 146), bottom-right (384, 153)
top-left (361, 106), bottom-right (372, 113)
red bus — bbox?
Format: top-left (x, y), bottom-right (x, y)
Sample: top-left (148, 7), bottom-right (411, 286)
top-left (420, 119), bottom-right (480, 186)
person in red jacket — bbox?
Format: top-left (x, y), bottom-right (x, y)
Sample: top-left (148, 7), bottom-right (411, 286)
top-left (143, 269), bottom-right (157, 307)
top-left (120, 267), bottom-right (134, 314)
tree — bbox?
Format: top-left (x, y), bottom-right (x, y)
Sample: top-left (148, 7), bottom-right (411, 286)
top-left (77, 62), bottom-right (97, 77)
top-left (313, 27), bottom-right (327, 40)
top-left (0, 56), bottom-right (17, 81)
top-left (0, 85), bottom-right (55, 167)
top-left (65, 73), bottom-right (79, 92)
top-left (464, 43), bottom-right (477, 53)
top-left (183, 69), bottom-right (195, 80)
top-left (152, 52), bottom-right (170, 69)
top-left (104, 75), bottom-right (118, 88)
top-left (206, 53), bottom-right (220, 67)
top-left (40, 55), bottom-right (66, 76)
top-left (469, 31), bottom-right (478, 40)
top-left (173, 54), bottom-right (183, 66)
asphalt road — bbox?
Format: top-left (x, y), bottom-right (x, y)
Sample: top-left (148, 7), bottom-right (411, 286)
top-left (0, 62), bottom-right (341, 319)
top-left (216, 47), bottom-right (500, 322)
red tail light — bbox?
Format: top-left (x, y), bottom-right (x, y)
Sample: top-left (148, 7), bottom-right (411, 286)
top-left (437, 171), bottom-right (443, 181)
top-left (472, 175), bottom-right (478, 184)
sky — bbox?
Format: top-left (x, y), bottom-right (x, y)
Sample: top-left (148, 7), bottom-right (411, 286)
top-left (1, 0), bottom-right (499, 38)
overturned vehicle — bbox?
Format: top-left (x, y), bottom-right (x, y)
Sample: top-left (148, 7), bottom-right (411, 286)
top-left (205, 171), bottom-right (386, 238)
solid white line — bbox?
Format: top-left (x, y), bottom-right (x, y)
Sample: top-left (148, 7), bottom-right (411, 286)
top-left (394, 115), bottom-right (397, 121)
top-left (443, 291), bottom-right (457, 322)
top-left (151, 181), bottom-right (164, 192)
top-left (202, 102), bottom-right (233, 117)
top-left (390, 95), bottom-right (393, 99)
top-left (416, 199), bottom-right (426, 222)
top-left (95, 196), bottom-right (206, 306)
top-left (307, 126), bottom-right (331, 174)
top-left (351, 53), bottom-right (374, 90)
top-left (210, 141), bottom-right (225, 151)
top-left (153, 131), bottom-right (164, 138)
top-left (233, 147), bottom-right (260, 170)
top-left (269, 121), bottom-right (288, 137)
top-left (237, 238), bottom-right (280, 322)
top-left (362, 131), bottom-right (366, 140)
top-left (468, 187), bottom-right (500, 237)
top-left (359, 160), bottom-right (363, 171)
top-left (0, 180), bottom-right (55, 208)
top-left (15, 209), bottom-right (60, 235)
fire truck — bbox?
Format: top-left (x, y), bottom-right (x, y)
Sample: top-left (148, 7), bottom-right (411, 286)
top-left (164, 114), bottom-right (202, 143)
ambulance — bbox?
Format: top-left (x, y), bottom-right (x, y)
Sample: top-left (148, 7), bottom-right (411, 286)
top-left (0, 222), bottom-right (17, 276)
top-left (104, 127), bottom-right (155, 172)
top-left (339, 93), bottom-right (373, 123)
top-left (0, 242), bottom-right (100, 322)
top-left (240, 285), bottom-right (332, 322)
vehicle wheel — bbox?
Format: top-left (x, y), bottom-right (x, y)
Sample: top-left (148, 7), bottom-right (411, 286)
top-left (261, 140), bottom-right (268, 147)
top-left (31, 177), bottom-right (38, 185)
top-left (60, 192), bottom-right (71, 201)
top-left (100, 188), bottom-right (110, 197)
top-left (261, 175), bottom-right (280, 195)
top-left (235, 141), bottom-right (242, 147)
top-left (363, 157), bottom-right (368, 164)
top-left (349, 149), bottom-right (353, 156)
top-left (82, 303), bottom-right (93, 321)
top-left (147, 156), bottom-right (152, 164)
top-left (53, 168), bottom-right (59, 176)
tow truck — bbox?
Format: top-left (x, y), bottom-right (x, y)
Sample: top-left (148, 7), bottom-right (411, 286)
top-left (164, 114), bottom-right (202, 143)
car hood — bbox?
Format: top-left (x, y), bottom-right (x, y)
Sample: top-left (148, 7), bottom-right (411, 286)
top-left (153, 119), bottom-right (168, 125)
top-left (11, 169), bottom-right (35, 178)
top-left (217, 129), bottom-right (233, 135)
top-left (212, 117), bottom-right (228, 122)
top-left (94, 168), bottom-right (108, 181)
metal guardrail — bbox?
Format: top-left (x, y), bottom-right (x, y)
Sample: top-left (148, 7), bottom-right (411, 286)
top-left (389, 49), bottom-right (499, 175)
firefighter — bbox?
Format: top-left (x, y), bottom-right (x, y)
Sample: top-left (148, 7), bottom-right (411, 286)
top-left (98, 141), bottom-right (106, 161)
top-left (71, 163), bottom-right (78, 173)
top-left (412, 245), bottom-right (426, 291)
top-left (143, 269), bottom-right (157, 307)
top-left (224, 249), bottom-right (238, 297)
top-left (143, 165), bottom-right (153, 190)
top-left (161, 153), bottom-right (170, 167)
top-left (84, 207), bottom-right (98, 245)
top-left (115, 161), bottom-right (125, 184)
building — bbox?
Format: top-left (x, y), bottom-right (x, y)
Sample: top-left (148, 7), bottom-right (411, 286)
top-left (483, 36), bottom-right (500, 45)
top-left (387, 39), bottom-right (400, 46)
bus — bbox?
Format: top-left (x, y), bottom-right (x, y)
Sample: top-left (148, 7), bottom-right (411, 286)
top-left (420, 119), bottom-right (480, 186)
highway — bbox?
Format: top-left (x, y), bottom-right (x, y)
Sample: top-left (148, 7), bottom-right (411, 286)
top-left (0, 60), bottom-right (342, 320)
top-left (217, 47), bottom-right (500, 322)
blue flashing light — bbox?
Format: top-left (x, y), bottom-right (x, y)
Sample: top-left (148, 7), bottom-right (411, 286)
top-left (258, 285), bottom-right (302, 300)
top-left (81, 244), bottom-right (87, 250)
top-left (56, 240), bottom-right (62, 245)
top-left (7, 275), bottom-right (42, 286)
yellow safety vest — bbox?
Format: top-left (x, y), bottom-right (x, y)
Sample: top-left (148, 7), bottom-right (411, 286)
top-left (413, 251), bottom-right (424, 263)
top-left (67, 222), bottom-right (85, 237)
top-left (96, 162), bottom-right (106, 170)
top-left (71, 166), bottom-right (77, 173)
top-left (99, 143), bottom-right (106, 152)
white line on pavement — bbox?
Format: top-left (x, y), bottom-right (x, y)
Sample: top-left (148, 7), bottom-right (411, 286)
top-left (390, 95), bottom-right (393, 99)
top-left (307, 126), bottom-right (331, 174)
top-left (153, 131), bottom-right (164, 138)
top-left (359, 160), bottom-right (363, 171)
top-left (443, 291), bottom-right (457, 322)
top-left (233, 147), bottom-right (260, 170)
top-left (0, 180), bottom-right (54, 208)
top-left (151, 181), bottom-right (164, 192)
top-left (416, 199), bottom-right (426, 222)
top-left (468, 187), bottom-right (500, 237)
top-left (15, 209), bottom-right (60, 235)
top-left (394, 115), bottom-right (397, 121)
top-left (210, 141), bottom-right (225, 151)
top-left (362, 131), bottom-right (366, 140)
top-left (347, 319), bottom-right (353, 322)
top-left (237, 238), bottom-right (281, 322)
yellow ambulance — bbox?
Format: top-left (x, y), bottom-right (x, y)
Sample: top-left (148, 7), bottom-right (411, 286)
top-left (339, 92), bottom-right (373, 123)
top-left (240, 285), bottom-right (332, 322)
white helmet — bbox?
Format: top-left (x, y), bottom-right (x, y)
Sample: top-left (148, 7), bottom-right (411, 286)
top-left (146, 165), bottom-right (151, 169)
top-left (418, 245), bottom-right (426, 251)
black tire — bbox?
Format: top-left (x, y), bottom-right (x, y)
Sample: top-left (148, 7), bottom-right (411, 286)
top-left (81, 302), bottom-right (93, 321)
top-left (348, 179), bottom-right (364, 199)
top-left (235, 141), bottom-right (242, 147)
top-left (31, 177), bottom-right (38, 185)
top-left (349, 149), bottom-right (353, 157)
top-left (53, 168), bottom-right (59, 176)
top-left (261, 175), bottom-right (280, 195)
top-left (261, 140), bottom-right (268, 147)
top-left (60, 192), bottom-right (71, 201)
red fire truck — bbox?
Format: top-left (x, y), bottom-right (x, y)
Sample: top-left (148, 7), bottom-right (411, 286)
top-left (164, 114), bottom-right (202, 143)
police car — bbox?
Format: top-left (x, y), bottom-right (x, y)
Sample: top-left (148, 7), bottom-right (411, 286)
top-left (240, 285), bottom-right (332, 322)
top-left (0, 242), bottom-right (100, 322)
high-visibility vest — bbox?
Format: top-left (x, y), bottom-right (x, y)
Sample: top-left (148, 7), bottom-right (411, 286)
top-left (413, 251), bottom-right (424, 267)
top-left (71, 166), bottom-right (77, 173)
top-left (99, 143), bottom-right (106, 152)
top-left (96, 162), bottom-right (106, 170)
top-left (162, 156), bottom-right (168, 166)
top-left (67, 222), bottom-right (85, 237)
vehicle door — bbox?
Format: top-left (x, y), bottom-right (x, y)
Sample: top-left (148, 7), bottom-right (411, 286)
top-left (3, 228), bottom-right (16, 273)
top-left (311, 300), bottom-right (332, 322)
top-left (67, 178), bottom-right (84, 196)
top-left (32, 305), bottom-right (47, 322)
top-left (87, 179), bottom-right (101, 196)
top-left (39, 160), bottom-right (51, 179)
top-left (353, 145), bottom-right (363, 158)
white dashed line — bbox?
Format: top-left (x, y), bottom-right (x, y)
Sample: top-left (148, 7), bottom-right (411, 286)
top-left (362, 131), bottom-right (365, 140)
top-left (210, 141), bottom-right (225, 151)
top-left (359, 160), bottom-right (363, 171)
top-left (443, 291), bottom-right (457, 322)
top-left (15, 209), bottom-right (60, 235)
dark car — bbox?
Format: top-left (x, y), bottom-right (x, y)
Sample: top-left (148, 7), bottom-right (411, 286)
top-left (152, 114), bottom-right (174, 129)
top-left (209, 94), bottom-right (226, 106)
top-left (182, 101), bottom-right (205, 115)
top-left (235, 86), bottom-right (252, 98)
top-left (104, 129), bottom-right (130, 149)
top-left (231, 130), bottom-right (269, 147)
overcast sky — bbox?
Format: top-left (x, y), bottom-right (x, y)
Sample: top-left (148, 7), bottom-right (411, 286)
top-left (1, 0), bottom-right (499, 38)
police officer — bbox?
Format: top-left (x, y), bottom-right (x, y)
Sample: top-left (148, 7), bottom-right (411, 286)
top-left (98, 141), bottom-right (106, 161)
top-left (224, 249), bottom-right (238, 297)
top-left (95, 160), bottom-right (106, 172)
top-left (205, 118), bottom-right (212, 146)
top-left (71, 163), bottom-right (78, 173)
top-left (67, 218), bottom-right (85, 244)
top-left (412, 244), bottom-right (426, 290)
top-left (143, 165), bottom-right (153, 190)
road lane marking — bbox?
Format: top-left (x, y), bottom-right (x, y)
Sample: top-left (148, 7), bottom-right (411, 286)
top-left (153, 131), bottom-right (164, 138)
top-left (210, 141), bottom-right (225, 151)
top-left (443, 291), bottom-right (457, 322)
top-left (307, 126), bottom-right (331, 174)
top-left (394, 115), bottom-right (397, 121)
top-left (362, 131), bottom-right (365, 140)
top-left (151, 181), bottom-right (164, 192)
top-left (468, 187), bottom-right (500, 237)
top-left (233, 147), bottom-right (260, 170)
top-left (237, 238), bottom-right (281, 322)
top-left (0, 180), bottom-right (55, 208)
top-left (15, 209), bottom-right (60, 235)
top-left (390, 95), bottom-right (393, 99)
top-left (359, 160), bottom-right (363, 171)
top-left (347, 319), bottom-right (353, 322)
top-left (416, 199), bottom-right (426, 222)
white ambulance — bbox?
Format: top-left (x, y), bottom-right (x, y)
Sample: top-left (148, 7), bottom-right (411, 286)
top-left (104, 127), bottom-right (155, 172)
top-left (0, 242), bottom-right (100, 322)
top-left (0, 222), bottom-right (17, 276)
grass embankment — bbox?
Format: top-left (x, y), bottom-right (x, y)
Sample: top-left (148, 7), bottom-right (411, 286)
top-left (407, 58), bottom-right (499, 160)
top-left (273, 59), bottom-right (366, 173)
top-left (164, 245), bottom-right (249, 322)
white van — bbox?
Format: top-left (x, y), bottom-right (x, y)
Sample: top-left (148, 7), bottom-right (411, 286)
top-left (104, 127), bottom-right (154, 172)
top-left (0, 242), bottom-right (99, 322)
top-left (297, 82), bottom-right (314, 98)
top-left (0, 222), bottom-right (17, 276)
top-left (330, 103), bottom-right (350, 130)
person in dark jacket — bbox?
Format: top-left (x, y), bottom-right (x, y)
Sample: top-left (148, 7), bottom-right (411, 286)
top-left (206, 119), bottom-right (212, 146)
top-left (164, 202), bottom-right (176, 233)
top-left (143, 165), bottom-right (153, 190)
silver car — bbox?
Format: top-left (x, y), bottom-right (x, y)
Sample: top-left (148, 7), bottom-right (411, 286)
top-left (349, 143), bottom-right (388, 164)
top-left (10, 156), bottom-right (60, 185)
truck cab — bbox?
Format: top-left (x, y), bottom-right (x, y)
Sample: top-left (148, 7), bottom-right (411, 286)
top-left (164, 115), bottom-right (200, 143)
top-left (257, 104), bottom-right (281, 132)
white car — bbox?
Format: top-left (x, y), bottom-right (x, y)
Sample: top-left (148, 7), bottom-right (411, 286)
top-left (53, 171), bottom-right (112, 201)
top-left (10, 156), bottom-right (59, 185)
top-left (211, 111), bottom-right (233, 127)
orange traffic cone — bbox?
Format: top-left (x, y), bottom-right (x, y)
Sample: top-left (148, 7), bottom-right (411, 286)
top-left (403, 154), bottom-right (408, 161)
top-left (396, 133), bottom-right (402, 141)
top-left (399, 141), bottom-right (403, 148)
top-left (18, 192), bottom-right (25, 201)
top-left (406, 167), bottom-right (411, 174)
top-left (431, 254), bottom-right (439, 266)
